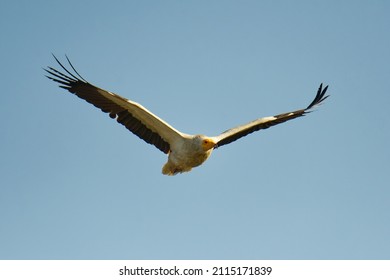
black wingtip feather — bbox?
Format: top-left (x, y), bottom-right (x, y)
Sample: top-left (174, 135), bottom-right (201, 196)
top-left (51, 54), bottom-right (79, 81)
top-left (48, 54), bottom-right (88, 83)
top-left (45, 54), bottom-right (90, 93)
top-left (306, 83), bottom-right (329, 110)
top-left (44, 67), bottom-right (75, 83)
top-left (65, 55), bottom-right (87, 82)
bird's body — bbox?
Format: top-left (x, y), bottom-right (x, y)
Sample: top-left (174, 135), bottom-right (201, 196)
top-left (45, 56), bottom-right (329, 175)
top-left (162, 135), bottom-right (215, 175)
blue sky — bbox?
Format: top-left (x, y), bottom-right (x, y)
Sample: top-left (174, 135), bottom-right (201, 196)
top-left (1, 0), bottom-right (389, 259)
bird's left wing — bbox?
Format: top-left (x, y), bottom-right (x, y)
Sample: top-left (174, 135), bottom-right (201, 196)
top-left (45, 55), bottom-right (186, 154)
top-left (212, 84), bottom-right (329, 148)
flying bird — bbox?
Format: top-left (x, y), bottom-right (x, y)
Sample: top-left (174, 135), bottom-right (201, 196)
top-left (45, 56), bottom-right (329, 175)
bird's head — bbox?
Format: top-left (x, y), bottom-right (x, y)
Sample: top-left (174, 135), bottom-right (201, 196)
top-left (200, 137), bottom-right (217, 151)
top-left (193, 135), bottom-right (217, 151)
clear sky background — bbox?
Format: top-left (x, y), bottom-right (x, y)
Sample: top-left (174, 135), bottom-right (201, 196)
top-left (1, 0), bottom-right (389, 260)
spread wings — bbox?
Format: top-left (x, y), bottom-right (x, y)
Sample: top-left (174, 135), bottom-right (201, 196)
top-left (213, 83), bottom-right (329, 148)
top-left (45, 55), bottom-right (329, 153)
top-left (44, 55), bottom-right (186, 154)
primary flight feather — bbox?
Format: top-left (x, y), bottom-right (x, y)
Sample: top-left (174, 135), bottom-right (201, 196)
top-left (45, 55), bottom-right (329, 175)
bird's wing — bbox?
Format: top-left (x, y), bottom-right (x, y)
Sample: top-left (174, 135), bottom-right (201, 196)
top-left (212, 84), bottom-right (329, 148)
top-left (45, 55), bottom-right (186, 154)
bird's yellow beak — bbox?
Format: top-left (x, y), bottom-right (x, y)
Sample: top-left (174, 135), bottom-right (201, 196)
top-left (202, 138), bottom-right (217, 151)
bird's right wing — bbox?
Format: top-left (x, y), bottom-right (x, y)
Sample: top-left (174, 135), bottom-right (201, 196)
top-left (45, 55), bottom-right (186, 154)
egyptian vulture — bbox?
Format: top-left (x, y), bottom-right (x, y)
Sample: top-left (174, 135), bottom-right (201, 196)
top-left (45, 56), bottom-right (329, 175)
